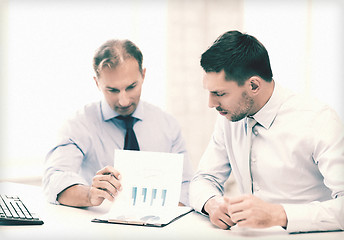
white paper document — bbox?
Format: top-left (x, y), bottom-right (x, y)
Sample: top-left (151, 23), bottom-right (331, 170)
top-left (92, 150), bottom-right (193, 227)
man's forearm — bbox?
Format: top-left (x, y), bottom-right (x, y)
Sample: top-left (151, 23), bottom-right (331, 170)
top-left (57, 184), bottom-right (92, 207)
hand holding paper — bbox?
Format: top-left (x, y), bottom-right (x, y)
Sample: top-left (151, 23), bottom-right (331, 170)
top-left (92, 150), bottom-right (193, 226)
top-left (113, 150), bottom-right (184, 208)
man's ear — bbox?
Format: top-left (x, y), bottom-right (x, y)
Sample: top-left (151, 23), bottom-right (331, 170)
top-left (93, 76), bottom-right (100, 89)
top-left (141, 68), bottom-right (146, 83)
top-left (249, 76), bottom-right (261, 93)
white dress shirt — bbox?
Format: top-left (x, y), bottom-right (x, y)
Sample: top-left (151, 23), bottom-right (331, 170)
top-left (43, 100), bottom-right (193, 205)
top-left (189, 83), bottom-right (344, 233)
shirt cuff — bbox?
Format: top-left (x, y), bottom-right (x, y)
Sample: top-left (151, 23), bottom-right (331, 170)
top-left (282, 198), bottom-right (344, 233)
top-left (189, 179), bottom-right (223, 213)
top-left (282, 203), bottom-right (313, 233)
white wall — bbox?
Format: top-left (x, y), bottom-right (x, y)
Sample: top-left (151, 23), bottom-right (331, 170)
top-left (1, 0), bottom-right (168, 180)
top-left (1, 0), bottom-right (343, 182)
top-left (243, 0), bottom-right (344, 121)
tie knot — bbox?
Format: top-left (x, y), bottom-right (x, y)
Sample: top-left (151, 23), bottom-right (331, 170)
top-left (116, 115), bottom-right (135, 129)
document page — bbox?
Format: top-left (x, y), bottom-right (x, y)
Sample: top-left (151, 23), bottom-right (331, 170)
top-left (93, 150), bottom-right (193, 226)
top-left (113, 149), bottom-right (184, 209)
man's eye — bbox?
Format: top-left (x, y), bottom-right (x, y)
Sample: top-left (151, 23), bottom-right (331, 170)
top-left (108, 89), bottom-right (119, 93)
top-left (126, 84), bottom-right (136, 91)
top-left (213, 92), bottom-right (225, 97)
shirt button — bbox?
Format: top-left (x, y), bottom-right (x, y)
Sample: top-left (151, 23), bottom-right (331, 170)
top-left (253, 184), bottom-right (260, 192)
top-left (253, 130), bottom-right (258, 135)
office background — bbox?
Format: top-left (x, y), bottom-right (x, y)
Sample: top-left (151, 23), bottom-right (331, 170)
top-left (1, 0), bottom-right (343, 188)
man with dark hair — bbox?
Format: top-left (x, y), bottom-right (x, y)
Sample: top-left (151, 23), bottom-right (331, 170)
top-left (43, 39), bottom-right (193, 207)
top-left (189, 30), bottom-right (344, 233)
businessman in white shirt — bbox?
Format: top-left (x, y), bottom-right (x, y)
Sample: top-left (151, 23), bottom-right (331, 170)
top-left (43, 39), bottom-right (193, 207)
top-left (189, 30), bottom-right (344, 233)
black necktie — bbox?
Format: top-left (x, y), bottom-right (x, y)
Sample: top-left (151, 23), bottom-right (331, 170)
top-left (117, 116), bottom-right (140, 151)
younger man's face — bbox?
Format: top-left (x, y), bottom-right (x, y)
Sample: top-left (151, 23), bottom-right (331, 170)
top-left (203, 70), bottom-right (254, 122)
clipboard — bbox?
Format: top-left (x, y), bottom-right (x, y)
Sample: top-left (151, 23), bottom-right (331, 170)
top-left (92, 206), bottom-right (194, 227)
top-left (92, 150), bottom-right (192, 227)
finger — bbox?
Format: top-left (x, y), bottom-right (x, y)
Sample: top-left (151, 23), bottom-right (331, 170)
top-left (93, 178), bottom-right (120, 196)
top-left (230, 210), bottom-right (247, 224)
top-left (228, 196), bottom-right (254, 215)
top-left (223, 196), bottom-right (231, 204)
top-left (236, 219), bottom-right (251, 228)
top-left (210, 211), bottom-right (235, 229)
top-left (210, 216), bottom-right (230, 230)
top-left (103, 171), bottom-right (122, 181)
top-left (93, 173), bottom-right (122, 191)
top-left (228, 201), bottom-right (247, 215)
top-left (103, 174), bottom-right (122, 191)
top-left (89, 187), bottom-right (114, 204)
top-left (93, 178), bottom-right (117, 192)
top-left (223, 212), bottom-right (236, 227)
top-left (219, 219), bottom-right (232, 230)
top-left (228, 195), bottom-right (247, 204)
top-left (94, 188), bottom-right (114, 202)
top-left (96, 166), bottom-right (121, 179)
top-left (212, 215), bottom-right (235, 230)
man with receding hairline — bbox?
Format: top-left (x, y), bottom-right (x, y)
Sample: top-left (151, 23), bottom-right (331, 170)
top-left (43, 39), bottom-right (193, 207)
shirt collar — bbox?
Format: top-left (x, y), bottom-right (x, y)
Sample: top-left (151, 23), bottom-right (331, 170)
top-left (251, 81), bottom-right (285, 129)
top-left (101, 99), bottom-right (144, 121)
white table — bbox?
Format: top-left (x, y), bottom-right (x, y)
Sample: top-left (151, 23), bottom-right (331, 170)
top-left (1, 182), bottom-right (343, 240)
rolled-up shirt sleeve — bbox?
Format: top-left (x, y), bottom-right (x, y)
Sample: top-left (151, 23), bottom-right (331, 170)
top-left (43, 143), bottom-right (88, 204)
top-left (42, 112), bottom-right (93, 204)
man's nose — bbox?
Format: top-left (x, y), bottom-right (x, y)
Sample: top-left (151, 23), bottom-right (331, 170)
top-left (118, 91), bottom-right (130, 107)
top-left (208, 95), bottom-right (219, 108)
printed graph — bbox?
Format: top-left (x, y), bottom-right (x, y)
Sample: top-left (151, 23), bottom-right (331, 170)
top-left (131, 187), bottom-right (167, 207)
top-left (114, 150), bottom-right (184, 208)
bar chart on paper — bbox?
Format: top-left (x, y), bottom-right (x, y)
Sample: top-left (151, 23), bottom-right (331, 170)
top-left (131, 187), bottom-right (167, 207)
top-left (114, 150), bottom-right (184, 208)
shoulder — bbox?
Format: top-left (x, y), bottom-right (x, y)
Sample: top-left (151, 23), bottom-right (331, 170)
top-left (141, 101), bottom-right (179, 123)
top-left (69, 101), bottom-right (101, 121)
top-left (278, 91), bottom-right (343, 139)
top-left (140, 101), bottom-right (183, 136)
top-left (54, 101), bottom-right (102, 150)
top-left (282, 92), bottom-right (335, 120)
top-left (62, 101), bottom-right (102, 131)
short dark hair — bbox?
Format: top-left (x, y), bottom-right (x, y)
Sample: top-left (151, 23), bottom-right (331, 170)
top-left (93, 39), bottom-right (143, 77)
top-left (200, 30), bottom-right (273, 86)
